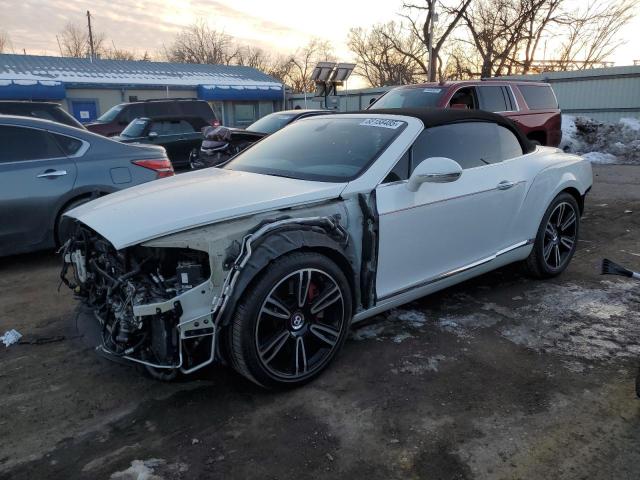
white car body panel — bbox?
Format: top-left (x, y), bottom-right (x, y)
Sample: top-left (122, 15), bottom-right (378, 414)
top-left (65, 167), bottom-right (347, 249)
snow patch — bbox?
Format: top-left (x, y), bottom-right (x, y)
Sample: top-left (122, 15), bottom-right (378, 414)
top-left (392, 354), bottom-right (447, 374)
top-left (561, 115), bottom-right (640, 164)
top-left (110, 459), bottom-right (165, 480)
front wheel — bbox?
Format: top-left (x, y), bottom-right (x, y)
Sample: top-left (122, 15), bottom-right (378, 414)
top-left (524, 192), bottom-right (580, 278)
top-left (228, 252), bottom-right (352, 389)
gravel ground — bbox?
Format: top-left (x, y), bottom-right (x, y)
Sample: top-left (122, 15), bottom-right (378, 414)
top-left (1, 164), bottom-right (639, 480)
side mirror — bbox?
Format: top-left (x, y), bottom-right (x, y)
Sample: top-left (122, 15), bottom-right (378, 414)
top-left (407, 157), bottom-right (462, 192)
top-left (148, 131), bottom-right (159, 139)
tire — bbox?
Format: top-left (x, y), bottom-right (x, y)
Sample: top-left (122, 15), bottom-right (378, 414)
top-left (56, 198), bottom-right (91, 246)
top-left (524, 192), bottom-right (580, 278)
top-left (228, 251), bottom-right (352, 389)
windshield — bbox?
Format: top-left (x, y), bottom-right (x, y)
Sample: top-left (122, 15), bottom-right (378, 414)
top-left (120, 118), bottom-right (148, 138)
top-left (370, 87), bottom-right (445, 109)
top-left (225, 117), bottom-right (406, 182)
top-left (246, 113), bottom-right (296, 134)
top-left (97, 104), bottom-right (124, 122)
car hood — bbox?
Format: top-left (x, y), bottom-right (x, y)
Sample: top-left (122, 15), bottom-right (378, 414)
top-left (66, 168), bottom-right (347, 249)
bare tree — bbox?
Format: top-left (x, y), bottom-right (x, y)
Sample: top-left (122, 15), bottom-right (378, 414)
top-left (166, 20), bottom-right (237, 65)
top-left (555, 0), bottom-right (636, 70)
top-left (58, 22), bottom-right (105, 58)
top-left (287, 38), bottom-right (335, 93)
top-left (235, 45), bottom-right (274, 72)
top-left (0, 30), bottom-right (12, 54)
top-left (393, 0), bottom-right (472, 81)
top-left (348, 22), bottom-right (426, 87)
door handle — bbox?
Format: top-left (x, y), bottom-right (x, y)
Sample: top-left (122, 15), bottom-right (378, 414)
top-left (37, 169), bottom-right (67, 178)
top-left (497, 180), bottom-right (517, 190)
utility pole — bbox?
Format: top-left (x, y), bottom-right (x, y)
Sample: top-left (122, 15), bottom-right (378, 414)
top-left (426, 0), bottom-right (436, 82)
top-left (86, 10), bottom-right (95, 60)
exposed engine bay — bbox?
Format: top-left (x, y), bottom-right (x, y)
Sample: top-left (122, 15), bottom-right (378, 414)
top-left (60, 225), bottom-right (214, 379)
top-left (59, 205), bottom-right (363, 379)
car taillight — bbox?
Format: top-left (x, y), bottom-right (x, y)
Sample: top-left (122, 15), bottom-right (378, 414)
top-left (211, 119), bottom-right (221, 127)
top-left (132, 159), bottom-right (175, 178)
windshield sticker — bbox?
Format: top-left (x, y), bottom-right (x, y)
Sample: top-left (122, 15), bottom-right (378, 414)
top-left (423, 88), bottom-right (442, 93)
top-left (360, 118), bottom-right (404, 129)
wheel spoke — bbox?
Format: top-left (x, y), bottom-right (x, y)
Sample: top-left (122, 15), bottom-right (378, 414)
top-left (295, 336), bottom-right (307, 375)
top-left (309, 323), bottom-right (340, 347)
top-left (560, 210), bottom-right (576, 231)
top-left (545, 223), bottom-right (555, 238)
top-left (556, 203), bottom-right (565, 228)
top-left (297, 270), bottom-right (311, 308)
top-left (259, 330), bottom-right (290, 364)
top-left (261, 295), bottom-right (291, 319)
top-left (543, 240), bottom-right (554, 261)
top-left (560, 236), bottom-right (574, 250)
top-left (310, 285), bottom-right (341, 315)
top-left (554, 244), bottom-right (561, 267)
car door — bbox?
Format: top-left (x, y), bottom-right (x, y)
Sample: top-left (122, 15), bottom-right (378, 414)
top-left (375, 121), bottom-right (528, 300)
top-left (0, 125), bottom-right (78, 254)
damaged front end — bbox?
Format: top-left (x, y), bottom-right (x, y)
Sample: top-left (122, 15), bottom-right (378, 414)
top-left (60, 225), bottom-right (215, 379)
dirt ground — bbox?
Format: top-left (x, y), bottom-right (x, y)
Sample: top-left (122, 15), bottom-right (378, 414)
top-left (1, 164), bottom-right (640, 480)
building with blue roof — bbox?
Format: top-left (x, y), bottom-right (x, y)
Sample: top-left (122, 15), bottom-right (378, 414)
top-left (0, 54), bottom-right (284, 127)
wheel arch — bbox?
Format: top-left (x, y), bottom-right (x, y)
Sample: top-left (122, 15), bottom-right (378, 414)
top-left (219, 228), bottom-right (360, 327)
top-left (54, 190), bottom-right (109, 245)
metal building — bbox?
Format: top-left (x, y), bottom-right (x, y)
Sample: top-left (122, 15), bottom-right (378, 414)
top-left (0, 54), bottom-right (284, 127)
top-left (502, 65), bottom-right (640, 123)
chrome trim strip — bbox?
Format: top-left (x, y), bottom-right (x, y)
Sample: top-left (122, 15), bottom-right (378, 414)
top-left (377, 239), bottom-right (533, 301)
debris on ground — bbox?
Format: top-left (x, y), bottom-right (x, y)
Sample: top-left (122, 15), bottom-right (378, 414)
top-left (1, 329), bottom-right (22, 347)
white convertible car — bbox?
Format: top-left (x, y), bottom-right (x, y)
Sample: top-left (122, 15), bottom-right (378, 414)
top-left (61, 108), bottom-right (592, 388)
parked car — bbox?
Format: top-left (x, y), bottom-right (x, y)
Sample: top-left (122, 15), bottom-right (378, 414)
top-left (369, 80), bottom-right (562, 146)
top-left (0, 115), bottom-right (174, 257)
top-left (0, 100), bottom-right (85, 129)
top-left (86, 98), bottom-right (219, 137)
top-left (190, 109), bottom-right (330, 169)
top-left (61, 108), bottom-right (592, 388)
top-left (114, 116), bottom-right (208, 170)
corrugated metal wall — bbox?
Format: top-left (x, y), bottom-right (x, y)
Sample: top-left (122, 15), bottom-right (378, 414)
top-left (502, 65), bottom-right (640, 123)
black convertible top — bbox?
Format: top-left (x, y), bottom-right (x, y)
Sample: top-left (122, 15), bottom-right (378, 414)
top-left (357, 107), bottom-right (535, 154)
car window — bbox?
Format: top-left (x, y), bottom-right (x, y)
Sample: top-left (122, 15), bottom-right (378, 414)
top-left (123, 104), bottom-right (145, 123)
top-left (448, 87), bottom-right (477, 109)
top-left (478, 86), bottom-right (508, 112)
top-left (518, 85), bottom-right (558, 110)
top-left (225, 117), bottom-right (406, 182)
top-left (52, 133), bottom-right (84, 156)
top-left (496, 125), bottom-right (523, 159)
top-left (145, 102), bottom-right (169, 117)
top-left (382, 150), bottom-right (410, 183)
top-left (149, 120), bottom-right (196, 135)
top-left (247, 113), bottom-right (296, 134)
top-left (97, 104), bottom-right (123, 122)
top-left (0, 126), bottom-right (64, 162)
top-left (370, 87), bottom-right (445, 109)
top-left (411, 122), bottom-right (520, 171)
top-left (121, 118), bottom-right (149, 137)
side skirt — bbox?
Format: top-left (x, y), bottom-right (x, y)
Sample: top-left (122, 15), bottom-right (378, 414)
top-left (352, 240), bottom-right (533, 324)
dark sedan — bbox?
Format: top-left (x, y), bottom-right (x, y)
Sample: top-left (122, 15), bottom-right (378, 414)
top-left (190, 109), bottom-right (330, 170)
top-left (0, 115), bottom-right (173, 256)
top-left (114, 116), bottom-right (208, 169)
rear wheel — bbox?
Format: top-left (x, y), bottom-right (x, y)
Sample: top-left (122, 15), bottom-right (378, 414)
top-left (228, 252), bottom-right (352, 389)
top-left (524, 192), bottom-right (580, 278)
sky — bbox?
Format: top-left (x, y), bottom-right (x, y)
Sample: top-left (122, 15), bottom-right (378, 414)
top-left (1, 0), bottom-right (639, 87)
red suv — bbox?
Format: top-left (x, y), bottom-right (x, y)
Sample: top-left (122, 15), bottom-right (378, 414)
top-left (86, 98), bottom-right (219, 137)
top-left (369, 80), bottom-right (561, 147)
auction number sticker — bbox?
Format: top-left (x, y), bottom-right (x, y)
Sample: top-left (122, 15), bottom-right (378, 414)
top-left (423, 88), bottom-right (442, 93)
top-left (360, 118), bottom-right (404, 129)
